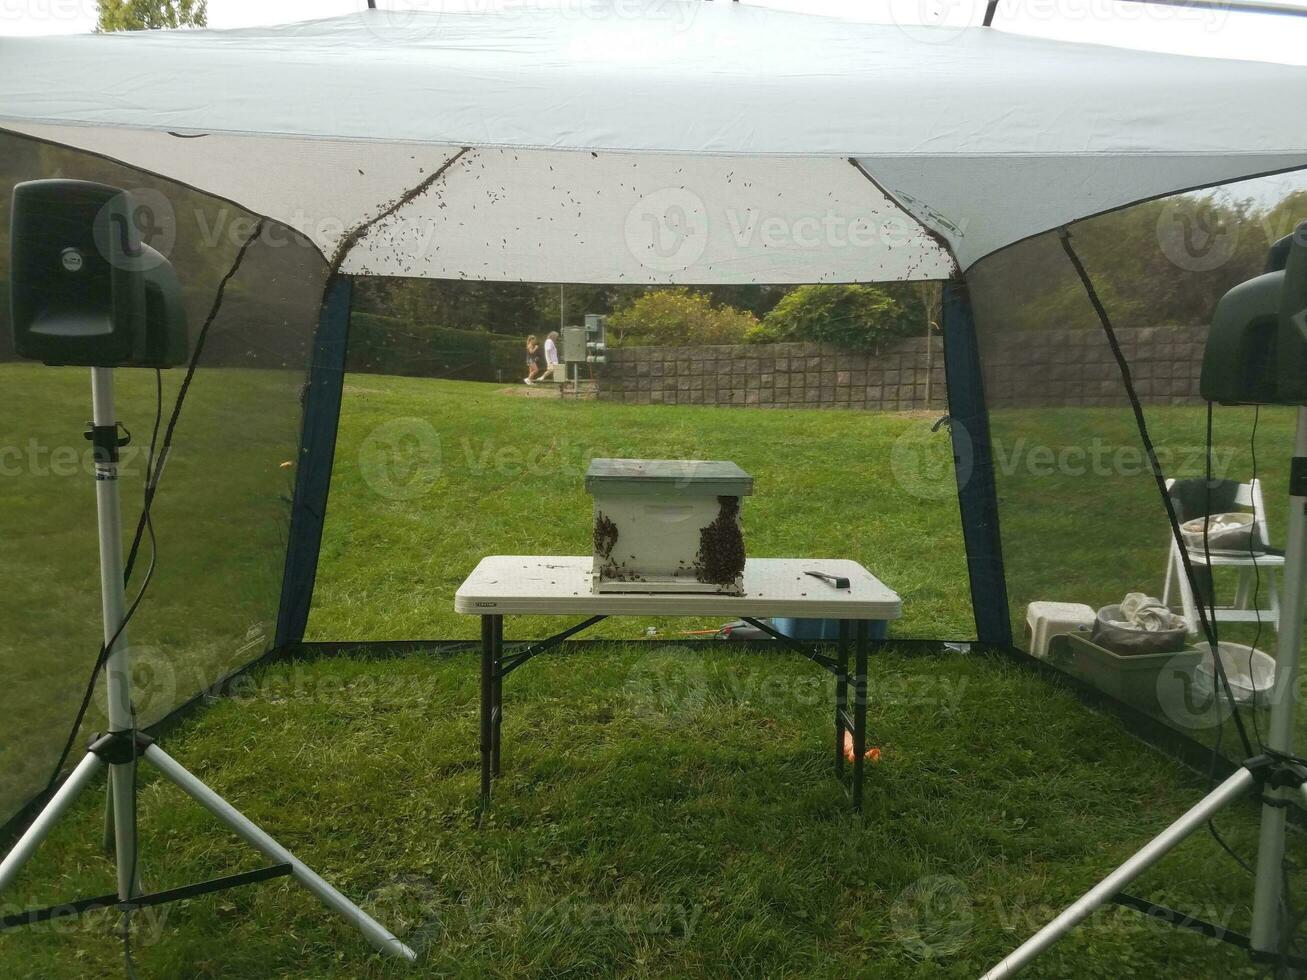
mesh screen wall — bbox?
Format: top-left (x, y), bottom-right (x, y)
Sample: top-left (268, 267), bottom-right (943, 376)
top-left (307, 279), bottom-right (973, 643)
top-left (968, 170), bottom-right (1307, 758)
top-left (0, 132), bottom-right (327, 826)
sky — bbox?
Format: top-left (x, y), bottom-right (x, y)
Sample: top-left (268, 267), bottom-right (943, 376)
top-left (1, 0), bottom-right (1307, 65)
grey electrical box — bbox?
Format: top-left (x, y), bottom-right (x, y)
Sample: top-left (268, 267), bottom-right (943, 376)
top-left (584, 314), bottom-right (607, 364)
top-left (562, 325), bottom-right (586, 364)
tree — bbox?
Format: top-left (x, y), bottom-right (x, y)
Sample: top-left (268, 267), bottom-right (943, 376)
top-left (606, 289), bottom-right (758, 347)
top-left (97, 0), bottom-right (206, 32)
top-left (966, 190), bottom-right (1281, 334)
top-left (747, 284), bottom-right (912, 350)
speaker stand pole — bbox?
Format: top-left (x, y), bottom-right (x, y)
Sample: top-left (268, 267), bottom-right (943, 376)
top-left (90, 367), bottom-right (142, 901)
top-left (0, 368), bottom-right (415, 961)
top-left (984, 404), bottom-right (1307, 977)
top-left (1250, 404), bottom-right (1307, 951)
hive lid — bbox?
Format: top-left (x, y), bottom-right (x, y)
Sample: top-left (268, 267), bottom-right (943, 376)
top-left (585, 458), bottom-right (753, 496)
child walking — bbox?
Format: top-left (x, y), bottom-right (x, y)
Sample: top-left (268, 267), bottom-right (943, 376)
top-left (523, 334), bottom-right (540, 384)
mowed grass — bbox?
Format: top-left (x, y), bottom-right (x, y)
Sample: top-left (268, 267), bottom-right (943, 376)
top-left (6, 369), bottom-right (1307, 977)
top-left (988, 401), bottom-right (1301, 638)
top-left (1, 644), bottom-right (1302, 978)
top-left (0, 362), bottom-right (302, 827)
top-left (308, 378), bottom-right (973, 642)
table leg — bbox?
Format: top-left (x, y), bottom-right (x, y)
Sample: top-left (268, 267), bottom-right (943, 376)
top-left (480, 615), bottom-right (494, 810)
top-left (491, 615), bottom-right (504, 777)
top-left (853, 620), bottom-right (869, 813)
top-left (835, 620), bottom-right (850, 776)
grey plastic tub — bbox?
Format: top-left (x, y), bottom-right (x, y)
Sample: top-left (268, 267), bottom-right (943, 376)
top-left (1090, 604), bottom-right (1188, 656)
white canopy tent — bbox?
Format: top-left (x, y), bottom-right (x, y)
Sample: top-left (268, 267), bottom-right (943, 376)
top-left (1, 1), bottom-right (1305, 281)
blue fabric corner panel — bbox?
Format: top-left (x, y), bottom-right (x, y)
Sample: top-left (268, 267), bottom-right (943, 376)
top-left (942, 281), bottom-right (1012, 647)
top-left (275, 275), bottom-right (353, 649)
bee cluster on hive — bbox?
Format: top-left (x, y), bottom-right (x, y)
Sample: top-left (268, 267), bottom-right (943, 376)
top-left (584, 459), bottom-right (753, 595)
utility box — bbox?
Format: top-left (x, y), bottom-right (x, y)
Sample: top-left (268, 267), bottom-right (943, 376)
top-left (562, 325), bottom-right (587, 364)
top-left (584, 314), bottom-right (607, 364)
top-left (563, 317), bottom-right (608, 365)
top-left (585, 458), bottom-right (753, 594)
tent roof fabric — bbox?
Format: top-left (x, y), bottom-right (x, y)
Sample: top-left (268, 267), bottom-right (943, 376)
top-left (2, 3), bottom-right (1305, 278)
top-left (2, 4), bottom-right (1304, 158)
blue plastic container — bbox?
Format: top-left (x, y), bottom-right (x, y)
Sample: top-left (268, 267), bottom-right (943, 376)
top-left (770, 617), bottom-right (888, 641)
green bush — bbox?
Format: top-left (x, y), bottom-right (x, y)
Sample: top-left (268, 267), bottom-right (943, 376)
top-left (346, 312), bottom-right (524, 382)
top-left (748, 284), bottom-right (912, 350)
top-left (608, 289), bottom-right (758, 346)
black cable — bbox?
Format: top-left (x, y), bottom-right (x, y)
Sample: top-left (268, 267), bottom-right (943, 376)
top-left (1201, 403), bottom-right (1258, 874)
top-left (1246, 405), bottom-right (1267, 750)
top-left (1058, 226), bottom-right (1255, 760)
top-left (39, 223), bottom-right (265, 807)
top-left (123, 220), bottom-right (266, 582)
top-left (122, 704), bottom-right (141, 980)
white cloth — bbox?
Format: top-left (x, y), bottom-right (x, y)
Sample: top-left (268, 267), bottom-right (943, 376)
top-left (544, 338), bottom-right (559, 367)
top-left (1108, 593), bottom-right (1184, 633)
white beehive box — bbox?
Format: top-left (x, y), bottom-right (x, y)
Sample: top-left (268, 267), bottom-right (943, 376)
top-left (585, 458), bottom-right (753, 594)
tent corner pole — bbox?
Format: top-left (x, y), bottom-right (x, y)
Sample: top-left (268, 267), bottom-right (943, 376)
top-left (275, 274), bottom-right (355, 651)
top-left (942, 280), bottom-right (1012, 648)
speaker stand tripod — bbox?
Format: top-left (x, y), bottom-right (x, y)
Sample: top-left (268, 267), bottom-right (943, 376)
top-left (0, 368), bottom-right (414, 961)
top-left (984, 405), bottom-right (1307, 977)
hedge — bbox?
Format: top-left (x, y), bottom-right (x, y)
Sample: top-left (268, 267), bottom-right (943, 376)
top-left (346, 312), bottom-right (524, 382)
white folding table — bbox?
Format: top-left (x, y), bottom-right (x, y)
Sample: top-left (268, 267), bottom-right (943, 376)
top-left (455, 556), bottom-right (901, 811)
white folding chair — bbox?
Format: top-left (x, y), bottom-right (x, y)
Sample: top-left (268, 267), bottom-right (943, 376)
top-left (1161, 477), bottom-right (1283, 634)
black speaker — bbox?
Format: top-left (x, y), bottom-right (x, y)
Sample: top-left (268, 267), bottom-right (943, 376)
top-left (1202, 221), bottom-right (1307, 406)
top-left (10, 179), bottom-right (188, 368)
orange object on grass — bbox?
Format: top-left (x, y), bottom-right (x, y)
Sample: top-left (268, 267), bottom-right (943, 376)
top-left (843, 730), bottom-right (881, 763)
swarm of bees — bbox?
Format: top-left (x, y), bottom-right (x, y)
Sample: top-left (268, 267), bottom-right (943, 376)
top-left (695, 496), bottom-right (746, 586)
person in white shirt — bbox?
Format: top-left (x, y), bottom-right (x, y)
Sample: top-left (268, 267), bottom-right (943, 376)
top-left (540, 331), bottom-right (561, 380)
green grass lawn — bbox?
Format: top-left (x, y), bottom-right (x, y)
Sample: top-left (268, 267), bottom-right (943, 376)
top-left (0, 644), bottom-right (1301, 978)
top-left (988, 402), bottom-right (1300, 641)
top-left (6, 368), bottom-right (1307, 978)
top-left (308, 377), bottom-right (973, 642)
top-left (0, 362), bottom-right (301, 828)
